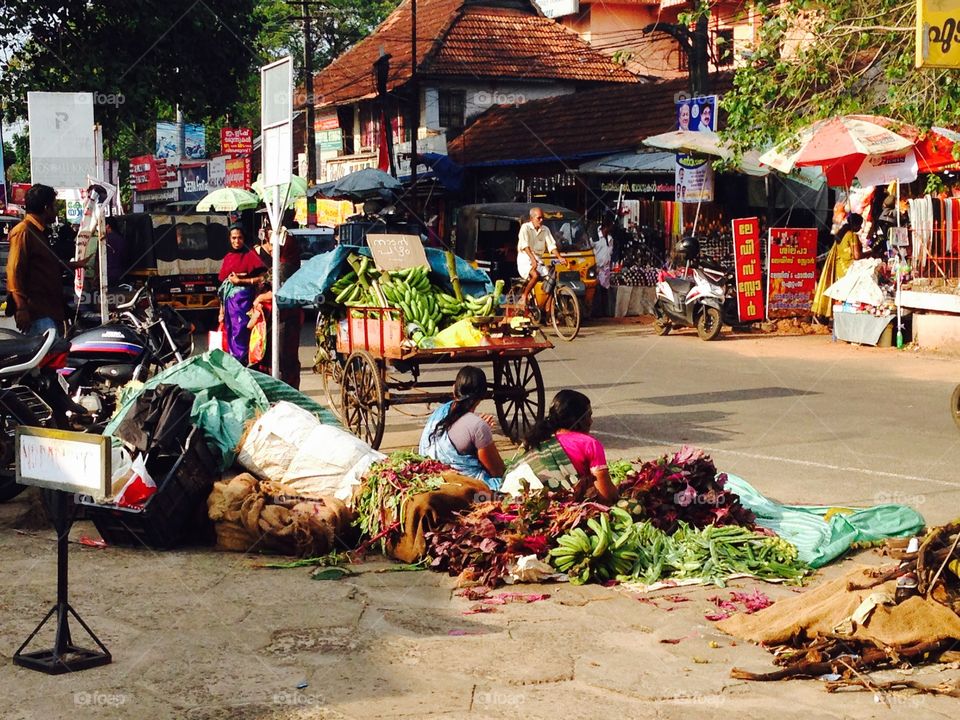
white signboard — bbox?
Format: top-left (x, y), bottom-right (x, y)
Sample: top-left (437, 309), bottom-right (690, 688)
top-left (207, 156), bottom-right (227, 190)
top-left (261, 56), bottom-right (293, 189)
top-left (27, 92), bottom-right (97, 189)
top-left (262, 125), bottom-right (293, 189)
top-left (536, 0), bottom-right (579, 18)
top-left (16, 428), bottom-right (110, 496)
top-left (394, 135), bottom-right (448, 178)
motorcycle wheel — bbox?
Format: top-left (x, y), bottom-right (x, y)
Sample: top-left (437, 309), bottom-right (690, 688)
top-left (0, 394), bottom-right (41, 502)
top-left (652, 306), bottom-right (672, 336)
top-left (697, 306), bottom-right (723, 341)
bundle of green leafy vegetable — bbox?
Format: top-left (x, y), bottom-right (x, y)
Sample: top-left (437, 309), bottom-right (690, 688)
top-left (550, 509), bottom-right (810, 587)
top-left (354, 451), bottom-right (449, 552)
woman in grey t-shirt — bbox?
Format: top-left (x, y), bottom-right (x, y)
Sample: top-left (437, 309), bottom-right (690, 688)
top-left (418, 366), bottom-right (506, 490)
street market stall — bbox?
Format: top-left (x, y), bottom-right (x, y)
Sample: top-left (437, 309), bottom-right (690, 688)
top-left (313, 253), bottom-right (551, 449)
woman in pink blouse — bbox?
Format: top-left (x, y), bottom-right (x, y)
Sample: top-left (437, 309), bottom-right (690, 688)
top-left (518, 390), bottom-right (618, 504)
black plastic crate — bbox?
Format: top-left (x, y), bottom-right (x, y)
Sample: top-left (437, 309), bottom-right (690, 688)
top-left (81, 428), bottom-right (219, 549)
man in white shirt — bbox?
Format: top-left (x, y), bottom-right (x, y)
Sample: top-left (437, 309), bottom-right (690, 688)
top-left (517, 207), bottom-right (565, 310)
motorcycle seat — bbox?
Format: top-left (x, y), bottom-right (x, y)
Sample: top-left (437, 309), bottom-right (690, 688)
top-left (0, 335), bottom-right (47, 369)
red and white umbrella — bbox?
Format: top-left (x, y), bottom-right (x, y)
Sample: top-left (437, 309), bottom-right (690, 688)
top-left (913, 127), bottom-right (960, 173)
top-left (759, 115), bottom-right (916, 187)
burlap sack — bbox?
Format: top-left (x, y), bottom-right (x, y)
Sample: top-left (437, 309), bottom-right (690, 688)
top-left (206, 472), bottom-right (354, 556)
top-left (717, 566), bottom-right (960, 647)
top-left (386, 471), bottom-right (490, 564)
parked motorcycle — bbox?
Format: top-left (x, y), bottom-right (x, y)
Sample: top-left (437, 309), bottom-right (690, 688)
top-left (63, 281), bottom-right (194, 426)
top-left (653, 237), bottom-right (730, 341)
top-left (0, 329), bottom-right (80, 502)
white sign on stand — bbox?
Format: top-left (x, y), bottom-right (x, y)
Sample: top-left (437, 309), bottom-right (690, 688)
top-left (16, 428), bottom-right (110, 497)
top-left (260, 56), bottom-right (294, 380)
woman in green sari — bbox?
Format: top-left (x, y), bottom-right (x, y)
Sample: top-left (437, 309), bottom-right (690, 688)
top-left (512, 390), bottom-right (618, 504)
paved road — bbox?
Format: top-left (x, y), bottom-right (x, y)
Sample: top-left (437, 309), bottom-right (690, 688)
top-left (1, 321), bottom-right (958, 719)
top-left (315, 321), bottom-right (960, 525)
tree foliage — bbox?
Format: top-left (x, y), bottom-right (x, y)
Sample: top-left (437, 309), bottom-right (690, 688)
top-left (721, 0), bottom-right (959, 152)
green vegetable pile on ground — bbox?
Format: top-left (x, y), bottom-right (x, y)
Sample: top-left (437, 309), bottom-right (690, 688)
top-left (353, 451), bottom-right (448, 552)
top-left (550, 509), bottom-right (811, 586)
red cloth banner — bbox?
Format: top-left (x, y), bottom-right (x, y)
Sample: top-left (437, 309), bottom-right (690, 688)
top-left (767, 228), bottom-right (818, 318)
top-left (220, 127), bottom-right (253, 155)
top-left (732, 217), bottom-right (764, 322)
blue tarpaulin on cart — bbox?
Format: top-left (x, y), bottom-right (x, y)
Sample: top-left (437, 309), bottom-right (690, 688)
top-left (277, 246), bottom-right (493, 307)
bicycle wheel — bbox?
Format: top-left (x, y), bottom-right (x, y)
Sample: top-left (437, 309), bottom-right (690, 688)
top-left (550, 285), bottom-right (581, 341)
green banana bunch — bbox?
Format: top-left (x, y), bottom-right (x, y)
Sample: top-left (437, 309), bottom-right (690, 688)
top-left (549, 512), bottom-right (639, 585)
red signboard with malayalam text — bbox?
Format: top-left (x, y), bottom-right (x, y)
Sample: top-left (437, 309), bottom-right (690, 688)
top-left (732, 217), bottom-right (764, 322)
top-left (130, 155), bottom-right (162, 191)
top-left (220, 127), bottom-right (253, 155)
top-left (224, 156), bottom-right (252, 189)
top-left (767, 228), bottom-right (818, 318)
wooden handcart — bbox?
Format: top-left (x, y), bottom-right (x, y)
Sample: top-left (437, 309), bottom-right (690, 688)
top-left (315, 307), bottom-right (552, 449)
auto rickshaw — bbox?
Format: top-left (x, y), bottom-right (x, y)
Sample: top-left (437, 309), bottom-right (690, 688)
top-left (453, 203), bottom-right (597, 310)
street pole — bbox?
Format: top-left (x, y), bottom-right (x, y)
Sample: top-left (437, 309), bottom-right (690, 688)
top-left (409, 0), bottom-right (418, 214)
top-left (303, 1), bottom-right (317, 185)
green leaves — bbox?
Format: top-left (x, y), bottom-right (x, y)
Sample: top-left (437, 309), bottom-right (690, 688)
top-left (722, 0), bottom-right (937, 156)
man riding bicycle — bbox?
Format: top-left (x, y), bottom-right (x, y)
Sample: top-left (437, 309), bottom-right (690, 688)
top-left (517, 207), bottom-right (566, 313)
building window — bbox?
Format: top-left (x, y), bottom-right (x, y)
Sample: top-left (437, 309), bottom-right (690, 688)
top-left (438, 90), bottom-right (466, 130)
top-left (714, 28), bottom-right (734, 67)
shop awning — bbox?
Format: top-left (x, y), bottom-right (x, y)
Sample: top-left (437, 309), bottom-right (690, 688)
top-left (577, 151), bottom-right (675, 175)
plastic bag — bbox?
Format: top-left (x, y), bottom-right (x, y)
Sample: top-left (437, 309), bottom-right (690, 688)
top-left (248, 308), bottom-right (267, 365)
top-left (433, 318), bottom-right (485, 348)
top-left (116, 454), bottom-right (156, 509)
top-left (207, 324), bottom-right (227, 352)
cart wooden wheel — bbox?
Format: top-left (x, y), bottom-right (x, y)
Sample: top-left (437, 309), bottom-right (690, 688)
top-left (314, 311), bottom-right (344, 421)
top-left (494, 356), bottom-right (545, 442)
top-left (320, 357), bottom-right (345, 422)
top-left (341, 350), bottom-right (386, 449)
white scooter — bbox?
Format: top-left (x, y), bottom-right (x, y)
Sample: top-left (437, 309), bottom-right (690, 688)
top-left (653, 237), bottom-right (728, 341)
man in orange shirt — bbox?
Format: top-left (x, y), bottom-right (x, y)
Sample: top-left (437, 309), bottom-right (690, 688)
top-left (6, 184), bottom-right (67, 336)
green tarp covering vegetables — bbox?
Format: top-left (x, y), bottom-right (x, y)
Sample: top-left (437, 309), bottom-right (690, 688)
top-left (725, 474), bottom-right (926, 568)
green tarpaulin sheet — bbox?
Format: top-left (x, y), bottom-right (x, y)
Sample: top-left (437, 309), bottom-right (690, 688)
top-left (104, 350), bottom-right (338, 469)
top-left (725, 474), bottom-right (926, 568)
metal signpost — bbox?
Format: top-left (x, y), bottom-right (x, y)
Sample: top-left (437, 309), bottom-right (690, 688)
top-left (261, 56), bottom-right (294, 379)
top-left (13, 428), bottom-right (112, 674)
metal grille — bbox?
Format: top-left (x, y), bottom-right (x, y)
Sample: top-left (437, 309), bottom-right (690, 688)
top-left (909, 225), bottom-right (960, 284)
top-left (7, 385), bottom-right (53, 425)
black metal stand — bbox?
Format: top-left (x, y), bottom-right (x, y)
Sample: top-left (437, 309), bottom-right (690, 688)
top-left (13, 490), bottom-right (111, 674)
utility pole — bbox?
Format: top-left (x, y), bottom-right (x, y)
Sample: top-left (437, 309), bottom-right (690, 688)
top-left (642, 2), bottom-right (711, 96)
top-left (409, 0), bottom-right (418, 210)
top-left (303, 1), bottom-right (317, 184)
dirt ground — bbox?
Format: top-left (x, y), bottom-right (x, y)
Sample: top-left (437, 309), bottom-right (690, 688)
top-left (1, 326), bottom-right (959, 719)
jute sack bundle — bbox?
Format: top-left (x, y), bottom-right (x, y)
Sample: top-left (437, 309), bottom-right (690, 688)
top-left (717, 566), bottom-right (960, 648)
top-left (207, 473), bottom-right (353, 556)
top-left (386, 471), bottom-right (490, 564)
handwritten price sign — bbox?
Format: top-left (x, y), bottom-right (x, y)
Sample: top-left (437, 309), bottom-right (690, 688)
top-left (16, 427), bottom-right (110, 496)
top-left (366, 233), bottom-right (429, 271)
top-left (917, 0), bottom-right (960, 68)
